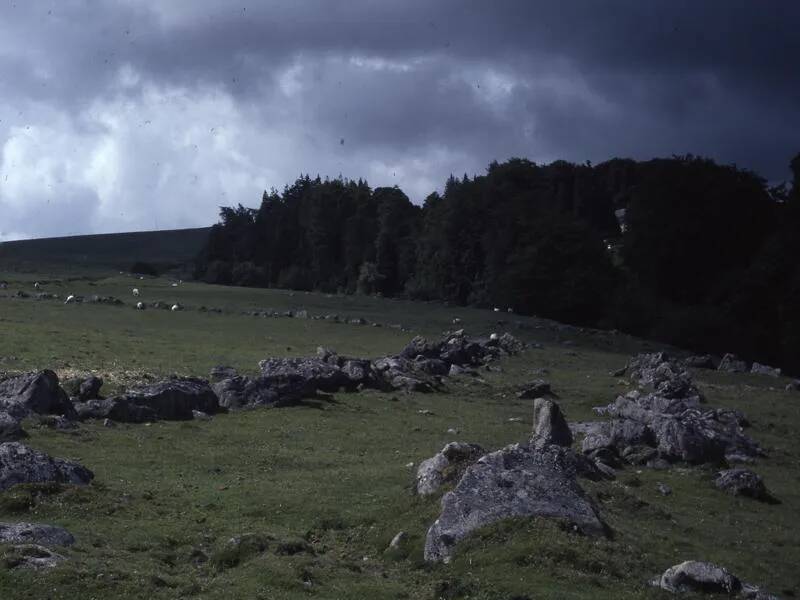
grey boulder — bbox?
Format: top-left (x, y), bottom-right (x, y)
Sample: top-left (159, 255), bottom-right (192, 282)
top-left (0, 371), bottom-right (75, 420)
top-left (714, 468), bottom-right (771, 501)
top-left (0, 442), bottom-right (93, 492)
top-left (258, 357), bottom-right (346, 393)
top-left (424, 443), bottom-right (606, 563)
top-left (531, 397), bottom-right (573, 449)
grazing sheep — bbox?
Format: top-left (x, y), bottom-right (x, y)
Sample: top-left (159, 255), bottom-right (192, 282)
top-left (493, 307), bottom-right (500, 312)
top-left (489, 332), bottom-right (499, 341)
top-left (64, 295), bottom-right (75, 304)
top-left (171, 282), bottom-right (178, 287)
top-left (171, 303), bottom-right (182, 311)
top-left (132, 288), bottom-right (140, 297)
top-left (136, 301), bottom-right (144, 310)
top-left (452, 317), bottom-right (462, 325)
top-left (34, 282), bottom-right (40, 290)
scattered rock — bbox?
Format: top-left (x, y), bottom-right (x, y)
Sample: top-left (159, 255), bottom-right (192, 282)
top-left (0, 522), bottom-right (75, 546)
top-left (424, 443), bottom-right (607, 563)
top-left (718, 353), bottom-right (748, 374)
top-left (786, 380), bottom-right (800, 393)
top-left (415, 442), bottom-right (485, 496)
top-left (0, 442), bottom-right (93, 491)
top-left (650, 560), bottom-right (777, 598)
top-left (657, 483), bottom-right (672, 496)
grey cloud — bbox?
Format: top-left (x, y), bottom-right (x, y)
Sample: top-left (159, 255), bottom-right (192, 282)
top-left (0, 1), bottom-right (797, 239)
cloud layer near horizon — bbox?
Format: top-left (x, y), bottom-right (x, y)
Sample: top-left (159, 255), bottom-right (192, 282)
top-left (1, 1), bottom-right (798, 240)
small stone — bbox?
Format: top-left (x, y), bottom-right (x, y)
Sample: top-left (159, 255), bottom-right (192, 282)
top-left (388, 531), bottom-right (407, 549)
top-left (657, 483), bottom-right (672, 496)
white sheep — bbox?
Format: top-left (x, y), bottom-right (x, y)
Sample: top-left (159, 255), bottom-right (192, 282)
top-left (171, 282), bottom-right (178, 287)
top-left (136, 301), bottom-right (144, 310)
top-left (171, 303), bottom-right (182, 311)
top-left (493, 307), bottom-right (500, 312)
top-left (64, 295), bottom-right (75, 304)
top-left (452, 317), bottom-right (462, 325)
top-left (34, 282), bottom-right (40, 290)
top-left (132, 288), bottom-right (140, 297)
top-left (489, 332), bottom-right (499, 341)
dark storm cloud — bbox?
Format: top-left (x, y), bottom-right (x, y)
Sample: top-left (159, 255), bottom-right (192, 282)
top-left (0, 1), bottom-right (797, 239)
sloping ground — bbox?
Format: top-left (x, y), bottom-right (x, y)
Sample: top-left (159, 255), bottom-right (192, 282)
top-left (0, 272), bottom-right (797, 599)
top-left (0, 227), bottom-right (210, 274)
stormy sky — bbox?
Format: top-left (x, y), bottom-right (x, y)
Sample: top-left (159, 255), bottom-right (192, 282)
top-left (0, 1), bottom-right (797, 241)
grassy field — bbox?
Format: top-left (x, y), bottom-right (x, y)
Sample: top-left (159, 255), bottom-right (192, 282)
top-left (0, 267), bottom-right (798, 599)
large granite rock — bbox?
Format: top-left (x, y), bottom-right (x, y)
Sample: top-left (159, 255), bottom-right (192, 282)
top-left (424, 443), bottom-right (606, 563)
top-left (0, 522), bottom-right (75, 546)
top-left (0, 371), bottom-right (75, 419)
top-left (0, 442), bottom-right (93, 492)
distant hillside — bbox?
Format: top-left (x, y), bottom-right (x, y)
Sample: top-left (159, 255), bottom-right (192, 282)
top-left (0, 227), bottom-right (211, 274)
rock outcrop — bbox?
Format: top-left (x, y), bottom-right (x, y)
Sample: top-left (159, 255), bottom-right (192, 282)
top-left (0, 442), bottom-right (93, 491)
top-left (587, 353), bottom-right (763, 466)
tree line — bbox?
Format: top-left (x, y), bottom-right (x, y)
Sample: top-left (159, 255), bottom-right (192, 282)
top-left (195, 154), bottom-right (800, 374)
